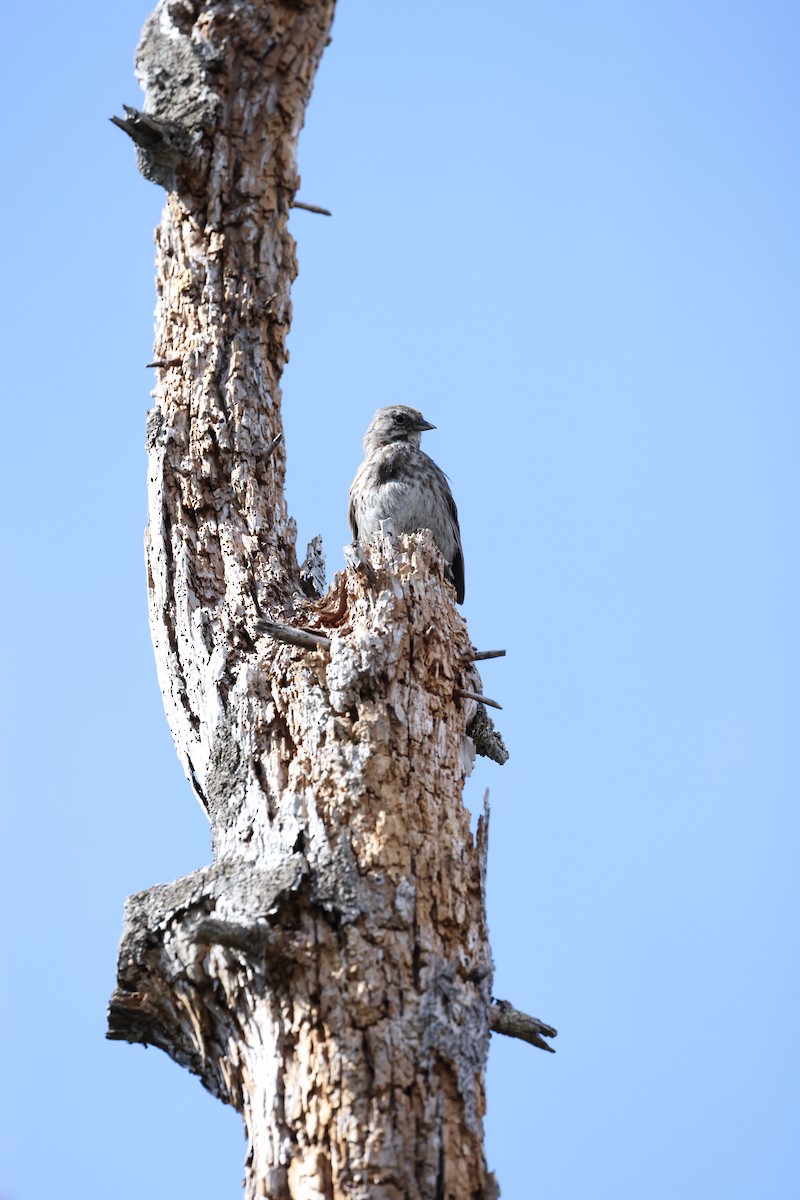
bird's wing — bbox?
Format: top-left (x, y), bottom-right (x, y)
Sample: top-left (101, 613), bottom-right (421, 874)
top-left (450, 513), bottom-right (462, 609)
top-left (348, 469), bottom-right (361, 543)
top-left (451, 542), bottom-right (465, 605)
top-left (433, 461), bottom-right (465, 604)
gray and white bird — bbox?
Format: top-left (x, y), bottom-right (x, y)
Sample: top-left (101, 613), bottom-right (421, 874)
top-left (348, 405), bottom-right (465, 603)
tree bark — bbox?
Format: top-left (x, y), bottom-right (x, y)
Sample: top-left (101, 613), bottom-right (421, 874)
top-left (107, 3), bottom-right (522, 1196)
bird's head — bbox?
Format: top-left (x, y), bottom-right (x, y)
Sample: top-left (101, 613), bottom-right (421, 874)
top-left (362, 405), bottom-right (436, 453)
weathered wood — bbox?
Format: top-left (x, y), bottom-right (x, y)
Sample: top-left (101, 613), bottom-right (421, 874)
top-left (490, 1000), bottom-right (557, 1054)
top-left (110, 534), bottom-right (499, 1198)
top-left (255, 618), bottom-right (333, 650)
top-left (454, 688), bottom-right (503, 712)
top-left (466, 704), bottom-right (510, 767)
top-left (108, 2), bottom-right (523, 1196)
top-left (299, 533), bottom-right (327, 599)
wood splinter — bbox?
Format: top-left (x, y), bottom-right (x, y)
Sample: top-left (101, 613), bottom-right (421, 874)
top-left (454, 687), bottom-right (503, 711)
top-left (192, 917), bottom-right (312, 965)
top-left (291, 200), bottom-right (332, 216)
top-left (255, 619), bottom-right (331, 651)
top-left (110, 104), bottom-right (169, 149)
top-left (490, 999), bottom-right (557, 1053)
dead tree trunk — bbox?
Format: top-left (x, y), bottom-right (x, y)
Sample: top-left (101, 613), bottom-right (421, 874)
top-left (107, 3), bottom-right (546, 1196)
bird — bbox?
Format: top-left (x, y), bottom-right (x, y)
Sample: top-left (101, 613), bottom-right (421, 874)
top-left (348, 405), bottom-right (465, 603)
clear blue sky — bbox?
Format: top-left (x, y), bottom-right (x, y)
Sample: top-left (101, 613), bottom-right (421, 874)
top-left (2, 2), bottom-right (798, 1197)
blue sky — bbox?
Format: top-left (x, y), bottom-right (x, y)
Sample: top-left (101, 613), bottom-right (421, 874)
top-left (2, 2), bottom-right (798, 1197)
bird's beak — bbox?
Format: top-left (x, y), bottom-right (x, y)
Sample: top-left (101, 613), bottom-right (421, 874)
top-left (415, 418), bottom-right (436, 432)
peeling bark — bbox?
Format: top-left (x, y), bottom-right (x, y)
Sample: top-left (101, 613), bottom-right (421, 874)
top-left (108, 2), bottom-right (522, 1197)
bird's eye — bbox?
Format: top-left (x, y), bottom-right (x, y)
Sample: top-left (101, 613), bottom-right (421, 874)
top-left (393, 412), bottom-right (407, 425)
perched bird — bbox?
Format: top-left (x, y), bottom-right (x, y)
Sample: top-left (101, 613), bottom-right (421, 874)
top-left (348, 405), bottom-right (465, 603)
